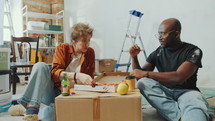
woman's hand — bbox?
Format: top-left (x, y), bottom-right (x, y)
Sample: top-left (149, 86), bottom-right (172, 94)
top-left (76, 73), bottom-right (93, 85)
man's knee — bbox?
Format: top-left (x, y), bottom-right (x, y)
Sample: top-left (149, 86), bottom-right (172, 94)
top-left (137, 77), bottom-right (159, 89)
top-left (179, 91), bottom-right (208, 110)
top-left (136, 78), bottom-right (147, 89)
top-left (181, 91), bottom-right (206, 103)
top-left (179, 91), bottom-right (209, 121)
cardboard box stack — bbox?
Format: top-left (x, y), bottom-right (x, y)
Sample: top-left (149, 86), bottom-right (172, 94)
top-left (55, 72), bottom-right (142, 121)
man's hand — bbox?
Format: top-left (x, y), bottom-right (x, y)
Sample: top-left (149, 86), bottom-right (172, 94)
top-left (129, 45), bottom-right (141, 57)
top-left (130, 69), bottom-right (148, 79)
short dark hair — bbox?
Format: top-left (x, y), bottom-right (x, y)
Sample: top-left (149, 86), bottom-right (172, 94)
top-left (174, 19), bottom-right (181, 32)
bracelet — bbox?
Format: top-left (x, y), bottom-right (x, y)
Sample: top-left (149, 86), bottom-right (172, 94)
top-left (74, 72), bottom-right (77, 84)
top-left (146, 71), bottom-right (149, 78)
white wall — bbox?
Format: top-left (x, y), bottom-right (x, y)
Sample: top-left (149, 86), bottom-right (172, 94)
top-left (0, 0), bottom-right (4, 45)
top-left (64, 0), bottom-right (215, 88)
top-left (11, 0), bottom-right (23, 37)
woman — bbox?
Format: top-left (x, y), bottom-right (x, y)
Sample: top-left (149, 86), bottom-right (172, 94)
top-left (17, 23), bottom-right (95, 121)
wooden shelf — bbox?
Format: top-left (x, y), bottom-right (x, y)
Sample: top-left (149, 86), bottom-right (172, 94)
top-left (23, 11), bottom-right (63, 19)
top-left (23, 29), bottom-right (63, 34)
top-left (39, 47), bottom-right (56, 49)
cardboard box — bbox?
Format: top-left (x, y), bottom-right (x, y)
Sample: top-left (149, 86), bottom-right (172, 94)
top-left (208, 97), bottom-right (215, 107)
top-left (55, 90), bottom-right (142, 121)
top-left (43, 55), bottom-right (53, 64)
top-left (55, 72), bottom-right (141, 121)
top-left (27, 21), bottom-right (46, 30)
top-left (208, 97), bottom-right (215, 116)
top-left (74, 84), bottom-right (117, 93)
top-left (74, 72), bottom-right (130, 93)
top-left (93, 72), bottom-right (129, 83)
top-left (95, 59), bottom-right (117, 72)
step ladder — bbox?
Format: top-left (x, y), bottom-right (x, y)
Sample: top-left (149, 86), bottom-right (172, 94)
top-left (3, 0), bottom-right (15, 39)
top-left (3, 0), bottom-right (19, 62)
top-left (115, 10), bottom-right (147, 72)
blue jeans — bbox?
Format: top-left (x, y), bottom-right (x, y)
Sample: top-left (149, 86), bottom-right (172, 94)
top-left (137, 77), bottom-right (209, 121)
top-left (18, 62), bottom-right (60, 120)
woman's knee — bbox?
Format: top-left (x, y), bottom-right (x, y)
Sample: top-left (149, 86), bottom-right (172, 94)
top-left (33, 62), bottom-right (50, 72)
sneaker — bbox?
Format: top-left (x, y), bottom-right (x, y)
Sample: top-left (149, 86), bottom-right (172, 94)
top-left (24, 114), bottom-right (39, 121)
top-left (8, 104), bottom-right (26, 116)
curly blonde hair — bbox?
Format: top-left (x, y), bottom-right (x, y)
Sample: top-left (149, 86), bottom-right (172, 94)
top-left (71, 23), bottom-right (94, 42)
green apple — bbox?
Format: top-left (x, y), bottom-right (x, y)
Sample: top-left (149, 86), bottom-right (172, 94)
top-left (117, 82), bottom-right (129, 95)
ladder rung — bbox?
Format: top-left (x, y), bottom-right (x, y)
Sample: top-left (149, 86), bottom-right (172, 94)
top-left (115, 63), bottom-right (131, 68)
top-left (122, 49), bottom-right (145, 53)
top-left (129, 10), bottom-right (144, 17)
top-left (4, 26), bottom-right (13, 29)
top-left (4, 12), bottom-right (9, 15)
top-left (126, 34), bottom-right (136, 39)
top-left (122, 50), bottom-right (129, 52)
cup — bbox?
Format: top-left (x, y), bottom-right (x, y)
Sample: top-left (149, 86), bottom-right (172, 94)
top-left (125, 76), bottom-right (136, 91)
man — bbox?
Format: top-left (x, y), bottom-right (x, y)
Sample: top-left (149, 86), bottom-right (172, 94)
top-left (129, 18), bottom-right (209, 121)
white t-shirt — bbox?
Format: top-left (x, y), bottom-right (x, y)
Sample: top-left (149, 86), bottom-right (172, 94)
top-left (65, 53), bottom-right (82, 73)
top-left (65, 54), bottom-right (82, 87)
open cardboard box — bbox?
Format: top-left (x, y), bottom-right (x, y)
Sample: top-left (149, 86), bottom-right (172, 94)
top-left (74, 72), bottom-right (130, 92)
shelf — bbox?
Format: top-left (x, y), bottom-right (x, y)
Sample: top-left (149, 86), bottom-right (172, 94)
top-left (39, 47), bottom-right (56, 49)
top-left (23, 29), bottom-right (63, 34)
top-left (23, 11), bottom-right (63, 19)
top-left (31, 46), bottom-right (56, 49)
top-left (22, 5), bottom-right (64, 60)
